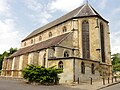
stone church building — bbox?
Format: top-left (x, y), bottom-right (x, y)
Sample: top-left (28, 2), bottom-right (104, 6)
top-left (1, 3), bottom-right (112, 83)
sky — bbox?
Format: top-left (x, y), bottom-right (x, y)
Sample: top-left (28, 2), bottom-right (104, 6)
top-left (0, 0), bottom-right (120, 54)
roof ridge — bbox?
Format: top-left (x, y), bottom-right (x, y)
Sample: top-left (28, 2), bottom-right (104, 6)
top-left (87, 3), bottom-right (97, 15)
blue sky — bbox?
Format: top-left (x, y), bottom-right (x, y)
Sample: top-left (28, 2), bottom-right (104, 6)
top-left (0, 0), bottom-right (120, 54)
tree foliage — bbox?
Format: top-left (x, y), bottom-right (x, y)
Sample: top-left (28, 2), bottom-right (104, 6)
top-left (112, 53), bottom-right (120, 71)
top-left (22, 64), bottom-right (63, 85)
top-left (0, 48), bottom-right (17, 70)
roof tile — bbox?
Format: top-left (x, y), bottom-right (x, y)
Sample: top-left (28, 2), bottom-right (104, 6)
top-left (10, 33), bottom-right (69, 58)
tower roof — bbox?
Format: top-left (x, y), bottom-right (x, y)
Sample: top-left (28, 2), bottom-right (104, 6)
top-left (23, 3), bottom-right (108, 41)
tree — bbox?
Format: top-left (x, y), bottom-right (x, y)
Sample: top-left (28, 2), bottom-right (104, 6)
top-left (112, 53), bottom-right (120, 71)
top-left (22, 64), bottom-right (63, 85)
top-left (9, 48), bottom-right (17, 55)
top-left (0, 48), bottom-right (17, 70)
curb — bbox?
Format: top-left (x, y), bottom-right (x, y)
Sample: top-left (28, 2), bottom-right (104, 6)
top-left (97, 81), bottom-right (120, 90)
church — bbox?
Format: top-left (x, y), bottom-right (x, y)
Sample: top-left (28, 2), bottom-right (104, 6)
top-left (1, 3), bottom-right (112, 83)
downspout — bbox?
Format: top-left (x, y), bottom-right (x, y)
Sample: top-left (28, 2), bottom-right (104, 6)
top-left (73, 57), bottom-right (75, 82)
top-left (72, 19), bottom-right (78, 82)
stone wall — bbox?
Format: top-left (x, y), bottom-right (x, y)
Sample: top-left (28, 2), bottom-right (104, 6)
top-left (48, 59), bottom-right (74, 83)
top-left (28, 52), bottom-right (39, 65)
top-left (20, 16), bottom-right (111, 65)
top-left (22, 54), bottom-right (28, 69)
top-left (38, 50), bottom-right (46, 66)
top-left (1, 59), bottom-right (13, 76)
top-left (75, 58), bottom-right (100, 82)
top-left (77, 17), bottom-right (111, 64)
top-left (21, 20), bottom-right (72, 48)
top-left (48, 58), bottom-right (111, 83)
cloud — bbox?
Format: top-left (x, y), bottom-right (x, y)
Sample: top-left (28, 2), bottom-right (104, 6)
top-left (24, 0), bottom-right (42, 12)
top-left (111, 31), bottom-right (120, 54)
top-left (23, 0), bottom-right (85, 25)
top-left (23, 0), bottom-right (52, 25)
top-left (0, 0), bottom-right (23, 54)
top-left (108, 7), bottom-right (120, 54)
top-left (49, 0), bottom-right (84, 12)
top-left (110, 7), bottom-right (120, 19)
top-left (93, 0), bottom-right (107, 10)
top-left (0, 0), bottom-right (12, 17)
top-left (0, 19), bottom-right (22, 54)
top-left (29, 11), bottom-right (52, 25)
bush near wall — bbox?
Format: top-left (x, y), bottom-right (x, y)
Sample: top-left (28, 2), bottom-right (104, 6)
top-left (22, 64), bottom-right (63, 85)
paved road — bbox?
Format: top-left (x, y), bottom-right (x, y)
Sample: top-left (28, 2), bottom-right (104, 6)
top-left (0, 79), bottom-right (81, 90)
top-left (102, 83), bottom-right (120, 90)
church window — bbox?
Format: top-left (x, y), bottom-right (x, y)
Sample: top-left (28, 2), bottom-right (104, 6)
top-left (63, 26), bottom-right (67, 32)
top-left (64, 50), bottom-right (69, 57)
top-left (100, 22), bottom-right (105, 62)
top-left (81, 62), bottom-right (85, 74)
top-left (24, 42), bottom-right (26, 46)
top-left (82, 20), bottom-right (90, 59)
top-left (91, 63), bottom-right (95, 74)
top-left (31, 39), bottom-right (33, 44)
top-left (58, 61), bottom-right (63, 69)
top-left (39, 36), bottom-right (42, 41)
top-left (49, 32), bottom-right (52, 37)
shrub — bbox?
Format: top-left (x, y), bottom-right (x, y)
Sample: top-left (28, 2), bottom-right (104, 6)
top-left (22, 64), bottom-right (63, 85)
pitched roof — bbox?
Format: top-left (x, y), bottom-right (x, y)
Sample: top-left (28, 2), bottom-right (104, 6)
top-left (10, 33), bottom-right (69, 58)
top-left (22, 3), bottom-right (108, 41)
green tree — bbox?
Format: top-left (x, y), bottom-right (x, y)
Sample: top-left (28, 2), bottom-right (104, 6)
top-left (22, 64), bottom-right (63, 85)
top-left (112, 53), bottom-right (120, 71)
top-left (9, 48), bottom-right (17, 55)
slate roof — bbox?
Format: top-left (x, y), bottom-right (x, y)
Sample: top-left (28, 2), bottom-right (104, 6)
top-left (10, 33), bottom-right (69, 58)
top-left (22, 3), bottom-right (108, 41)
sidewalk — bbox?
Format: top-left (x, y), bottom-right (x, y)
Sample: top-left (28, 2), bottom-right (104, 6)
top-left (66, 78), bottom-right (120, 90)
top-left (0, 76), bottom-right (120, 90)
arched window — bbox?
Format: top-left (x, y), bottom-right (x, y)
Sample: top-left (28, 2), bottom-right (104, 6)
top-left (31, 39), bottom-right (33, 44)
top-left (49, 32), bottom-right (52, 37)
top-left (63, 26), bottom-right (67, 32)
top-left (64, 50), bottom-right (69, 57)
top-left (82, 20), bottom-right (90, 59)
top-left (39, 36), bottom-right (42, 41)
top-left (81, 62), bottom-right (85, 74)
top-left (24, 42), bottom-right (26, 46)
top-left (43, 54), bottom-right (46, 67)
top-left (91, 63), bottom-right (95, 74)
top-left (100, 22), bottom-right (105, 62)
top-left (58, 61), bottom-right (63, 69)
